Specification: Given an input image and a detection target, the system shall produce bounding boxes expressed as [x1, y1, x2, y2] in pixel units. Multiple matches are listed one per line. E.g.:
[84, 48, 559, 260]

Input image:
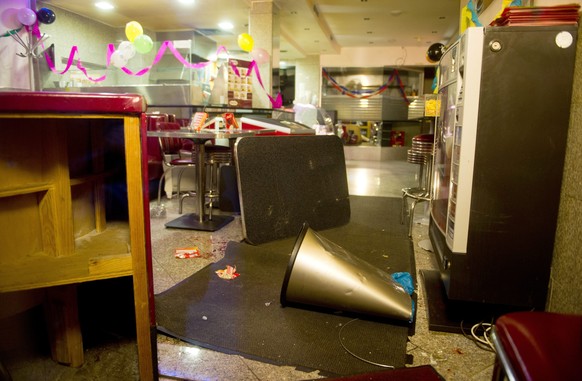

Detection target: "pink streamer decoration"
[229, 60, 282, 108]
[119, 41, 219, 76]
[246, 61, 283, 108]
[33, 21, 281, 107]
[31, 23, 108, 82]
[106, 43, 114, 67]
[229, 61, 240, 77]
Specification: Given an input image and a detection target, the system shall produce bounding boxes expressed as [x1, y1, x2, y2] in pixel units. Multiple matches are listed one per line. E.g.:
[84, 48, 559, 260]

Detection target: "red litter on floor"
[174, 247, 201, 259]
[216, 265, 239, 279]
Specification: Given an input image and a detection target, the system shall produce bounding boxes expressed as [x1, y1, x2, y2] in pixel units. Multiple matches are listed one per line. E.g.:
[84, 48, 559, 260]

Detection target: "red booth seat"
[492, 311, 582, 381]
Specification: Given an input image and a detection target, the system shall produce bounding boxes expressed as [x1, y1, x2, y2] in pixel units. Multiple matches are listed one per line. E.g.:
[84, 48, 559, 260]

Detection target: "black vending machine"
[425, 25, 578, 330]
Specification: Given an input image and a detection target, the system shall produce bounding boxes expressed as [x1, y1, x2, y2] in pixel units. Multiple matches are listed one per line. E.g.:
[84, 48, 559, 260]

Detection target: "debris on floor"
[215, 265, 239, 279]
[174, 247, 201, 258]
[150, 204, 167, 218]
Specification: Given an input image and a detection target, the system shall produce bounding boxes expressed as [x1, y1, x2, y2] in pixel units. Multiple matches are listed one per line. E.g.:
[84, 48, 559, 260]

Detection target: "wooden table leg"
[44, 284, 84, 367]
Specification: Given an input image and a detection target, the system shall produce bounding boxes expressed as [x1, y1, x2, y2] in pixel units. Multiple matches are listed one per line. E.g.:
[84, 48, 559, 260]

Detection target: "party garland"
[25, 24, 283, 108]
[322, 68, 410, 104]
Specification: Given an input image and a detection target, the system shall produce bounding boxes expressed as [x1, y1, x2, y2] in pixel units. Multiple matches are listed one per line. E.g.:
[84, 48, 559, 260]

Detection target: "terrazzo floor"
[0, 158, 496, 381]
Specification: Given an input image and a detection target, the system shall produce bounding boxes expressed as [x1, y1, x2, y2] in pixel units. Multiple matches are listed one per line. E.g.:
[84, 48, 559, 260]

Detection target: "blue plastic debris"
[391, 272, 415, 323]
[391, 272, 414, 295]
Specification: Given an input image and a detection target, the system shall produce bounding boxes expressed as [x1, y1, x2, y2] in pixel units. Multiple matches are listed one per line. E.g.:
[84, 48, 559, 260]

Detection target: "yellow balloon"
[237, 33, 254, 52]
[125, 21, 143, 42]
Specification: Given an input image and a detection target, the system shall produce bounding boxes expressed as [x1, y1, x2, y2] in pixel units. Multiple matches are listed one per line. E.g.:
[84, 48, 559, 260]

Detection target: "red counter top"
[0, 91, 146, 114]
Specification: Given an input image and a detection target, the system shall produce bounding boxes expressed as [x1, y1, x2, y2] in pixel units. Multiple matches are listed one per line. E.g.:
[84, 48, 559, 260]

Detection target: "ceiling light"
[95, 2, 114, 10]
[218, 21, 234, 30]
[391, 10, 402, 16]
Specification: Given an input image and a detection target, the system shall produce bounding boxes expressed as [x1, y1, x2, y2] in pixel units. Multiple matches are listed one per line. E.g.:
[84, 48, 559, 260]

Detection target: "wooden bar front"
[0, 92, 156, 380]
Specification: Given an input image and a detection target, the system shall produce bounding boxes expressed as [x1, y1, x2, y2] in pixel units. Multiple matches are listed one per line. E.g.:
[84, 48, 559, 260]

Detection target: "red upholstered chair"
[491, 311, 582, 381]
[155, 122, 197, 211]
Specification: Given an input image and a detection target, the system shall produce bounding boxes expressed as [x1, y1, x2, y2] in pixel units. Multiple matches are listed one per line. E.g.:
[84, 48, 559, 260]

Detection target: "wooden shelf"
[0, 222, 132, 292]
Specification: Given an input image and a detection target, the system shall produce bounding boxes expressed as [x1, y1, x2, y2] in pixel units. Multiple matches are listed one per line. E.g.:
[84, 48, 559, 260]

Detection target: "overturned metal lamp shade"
[280, 223, 413, 321]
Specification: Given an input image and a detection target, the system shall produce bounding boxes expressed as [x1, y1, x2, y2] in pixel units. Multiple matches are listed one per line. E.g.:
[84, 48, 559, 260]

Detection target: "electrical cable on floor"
[471, 322, 495, 351]
[460, 320, 496, 352]
[338, 318, 395, 369]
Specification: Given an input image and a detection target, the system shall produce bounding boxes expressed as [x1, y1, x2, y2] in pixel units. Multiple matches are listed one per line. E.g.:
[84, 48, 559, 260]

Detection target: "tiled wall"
[549, 22, 582, 314]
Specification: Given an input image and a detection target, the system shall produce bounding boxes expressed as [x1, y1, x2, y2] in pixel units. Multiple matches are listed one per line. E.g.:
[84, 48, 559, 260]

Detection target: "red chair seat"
[169, 158, 197, 165]
[493, 311, 582, 381]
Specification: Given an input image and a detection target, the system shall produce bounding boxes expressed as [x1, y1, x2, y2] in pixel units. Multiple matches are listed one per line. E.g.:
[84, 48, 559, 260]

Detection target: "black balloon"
[426, 43, 445, 63]
[37, 8, 56, 24]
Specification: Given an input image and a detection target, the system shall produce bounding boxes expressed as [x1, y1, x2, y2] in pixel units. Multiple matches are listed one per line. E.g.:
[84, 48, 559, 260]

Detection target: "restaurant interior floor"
[0, 159, 496, 381]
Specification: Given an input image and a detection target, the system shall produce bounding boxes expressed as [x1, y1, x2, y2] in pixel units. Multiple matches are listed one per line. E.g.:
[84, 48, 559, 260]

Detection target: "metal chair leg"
[178, 165, 198, 214]
[401, 190, 408, 224]
[179, 192, 195, 214]
[409, 198, 419, 237]
[408, 197, 429, 237]
[157, 169, 170, 205]
[175, 167, 185, 200]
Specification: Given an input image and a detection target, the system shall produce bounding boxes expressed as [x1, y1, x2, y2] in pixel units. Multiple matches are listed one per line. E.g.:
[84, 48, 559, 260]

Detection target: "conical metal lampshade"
[280, 223, 413, 321]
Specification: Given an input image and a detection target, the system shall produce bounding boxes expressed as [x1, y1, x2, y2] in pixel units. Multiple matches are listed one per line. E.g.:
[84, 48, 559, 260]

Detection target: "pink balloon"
[251, 47, 270, 64]
[1, 8, 22, 30]
[17, 8, 37, 26]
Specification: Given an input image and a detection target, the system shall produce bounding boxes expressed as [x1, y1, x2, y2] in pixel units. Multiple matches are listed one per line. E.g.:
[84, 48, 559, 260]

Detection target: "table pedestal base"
[165, 213, 234, 232]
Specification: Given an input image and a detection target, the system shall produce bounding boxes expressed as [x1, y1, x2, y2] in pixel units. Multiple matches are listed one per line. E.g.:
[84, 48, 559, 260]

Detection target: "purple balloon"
[37, 8, 56, 24]
[17, 8, 37, 26]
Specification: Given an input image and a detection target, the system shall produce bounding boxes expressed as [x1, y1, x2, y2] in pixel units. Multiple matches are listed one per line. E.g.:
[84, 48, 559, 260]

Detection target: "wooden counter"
[0, 91, 156, 380]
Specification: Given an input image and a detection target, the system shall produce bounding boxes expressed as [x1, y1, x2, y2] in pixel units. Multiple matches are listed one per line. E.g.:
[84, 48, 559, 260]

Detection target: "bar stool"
[205, 145, 232, 219]
[401, 134, 434, 237]
[178, 145, 232, 218]
[491, 311, 582, 381]
[177, 144, 199, 215]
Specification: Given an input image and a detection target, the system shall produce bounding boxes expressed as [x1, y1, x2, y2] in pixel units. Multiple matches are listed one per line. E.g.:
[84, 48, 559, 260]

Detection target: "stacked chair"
[401, 133, 434, 237]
